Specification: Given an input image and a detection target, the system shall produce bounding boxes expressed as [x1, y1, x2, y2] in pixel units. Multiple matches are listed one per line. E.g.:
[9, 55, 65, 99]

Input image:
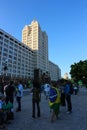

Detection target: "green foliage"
[70, 60, 87, 83]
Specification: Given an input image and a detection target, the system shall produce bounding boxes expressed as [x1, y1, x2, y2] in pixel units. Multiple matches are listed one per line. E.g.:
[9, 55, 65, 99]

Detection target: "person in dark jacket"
[5, 80, 15, 119]
[64, 81, 72, 114]
[31, 81, 41, 118]
[5, 81, 15, 104]
[60, 84, 66, 106]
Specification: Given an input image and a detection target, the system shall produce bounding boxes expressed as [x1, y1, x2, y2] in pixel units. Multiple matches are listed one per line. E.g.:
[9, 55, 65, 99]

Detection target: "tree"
[70, 60, 87, 84]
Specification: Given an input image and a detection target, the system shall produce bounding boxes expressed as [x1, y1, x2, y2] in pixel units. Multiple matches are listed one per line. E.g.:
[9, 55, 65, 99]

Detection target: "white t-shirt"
[17, 84, 23, 97]
[44, 84, 50, 92]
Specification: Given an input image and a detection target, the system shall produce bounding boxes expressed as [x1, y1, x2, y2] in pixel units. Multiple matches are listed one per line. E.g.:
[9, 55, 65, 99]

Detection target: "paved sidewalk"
[6, 87, 87, 130]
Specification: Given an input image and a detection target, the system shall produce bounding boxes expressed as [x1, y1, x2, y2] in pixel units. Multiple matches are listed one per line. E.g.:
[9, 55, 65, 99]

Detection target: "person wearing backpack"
[49, 82, 61, 122]
[30, 81, 41, 118]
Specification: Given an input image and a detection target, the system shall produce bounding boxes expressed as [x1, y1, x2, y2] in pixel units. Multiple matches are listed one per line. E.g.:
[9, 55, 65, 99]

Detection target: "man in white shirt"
[16, 81, 23, 112]
[44, 83, 50, 99]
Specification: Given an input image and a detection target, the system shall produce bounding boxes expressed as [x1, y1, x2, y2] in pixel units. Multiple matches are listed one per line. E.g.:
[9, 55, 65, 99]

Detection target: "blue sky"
[0, 0, 87, 78]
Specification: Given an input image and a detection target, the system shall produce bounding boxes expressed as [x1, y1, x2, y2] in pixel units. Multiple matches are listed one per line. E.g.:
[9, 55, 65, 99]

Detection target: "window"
[0, 36, 3, 40]
[4, 39, 9, 43]
[0, 41, 3, 45]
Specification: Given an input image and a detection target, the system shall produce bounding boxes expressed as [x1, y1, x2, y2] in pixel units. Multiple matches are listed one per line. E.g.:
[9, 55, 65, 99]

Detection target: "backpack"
[49, 87, 57, 102]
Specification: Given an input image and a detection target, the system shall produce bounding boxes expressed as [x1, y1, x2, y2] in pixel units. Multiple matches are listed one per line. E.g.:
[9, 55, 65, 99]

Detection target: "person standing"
[16, 80, 23, 112]
[5, 80, 15, 119]
[5, 81, 15, 103]
[49, 82, 61, 122]
[31, 81, 41, 118]
[64, 80, 72, 114]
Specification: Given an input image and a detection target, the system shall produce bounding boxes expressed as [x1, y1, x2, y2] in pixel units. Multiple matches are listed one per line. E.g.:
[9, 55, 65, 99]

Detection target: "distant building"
[49, 61, 61, 81]
[63, 73, 69, 80]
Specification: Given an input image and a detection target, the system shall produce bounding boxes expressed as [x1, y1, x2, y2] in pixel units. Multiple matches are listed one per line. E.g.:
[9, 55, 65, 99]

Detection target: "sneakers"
[32, 115, 36, 118]
[16, 109, 21, 112]
[66, 111, 72, 114]
[0, 125, 6, 129]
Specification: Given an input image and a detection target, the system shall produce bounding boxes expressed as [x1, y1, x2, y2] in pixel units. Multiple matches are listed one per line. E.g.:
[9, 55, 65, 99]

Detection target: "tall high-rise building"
[22, 20, 49, 73]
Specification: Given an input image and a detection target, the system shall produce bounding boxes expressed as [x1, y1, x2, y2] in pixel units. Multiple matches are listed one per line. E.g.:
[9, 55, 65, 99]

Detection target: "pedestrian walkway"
[6, 87, 87, 130]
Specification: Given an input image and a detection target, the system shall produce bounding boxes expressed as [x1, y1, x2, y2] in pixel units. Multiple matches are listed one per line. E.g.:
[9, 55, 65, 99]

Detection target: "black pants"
[5, 96, 14, 104]
[0, 112, 4, 125]
[74, 89, 78, 95]
[65, 94, 72, 112]
[61, 93, 66, 106]
[5, 96, 14, 119]
[32, 100, 40, 117]
[16, 97, 21, 110]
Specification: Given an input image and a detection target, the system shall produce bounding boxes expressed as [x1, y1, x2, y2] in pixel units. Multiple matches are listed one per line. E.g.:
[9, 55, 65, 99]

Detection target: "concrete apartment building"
[0, 20, 61, 81]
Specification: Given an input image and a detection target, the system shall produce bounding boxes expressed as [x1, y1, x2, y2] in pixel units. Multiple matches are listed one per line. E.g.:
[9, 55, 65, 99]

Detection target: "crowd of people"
[0, 78, 23, 129]
[30, 79, 79, 123]
[0, 77, 80, 129]
[43, 80, 73, 122]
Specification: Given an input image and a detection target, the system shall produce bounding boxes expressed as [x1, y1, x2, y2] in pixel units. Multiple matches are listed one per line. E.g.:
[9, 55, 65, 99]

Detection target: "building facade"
[0, 20, 61, 81]
[0, 29, 34, 78]
[22, 20, 49, 73]
[49, 61, 61, 81]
